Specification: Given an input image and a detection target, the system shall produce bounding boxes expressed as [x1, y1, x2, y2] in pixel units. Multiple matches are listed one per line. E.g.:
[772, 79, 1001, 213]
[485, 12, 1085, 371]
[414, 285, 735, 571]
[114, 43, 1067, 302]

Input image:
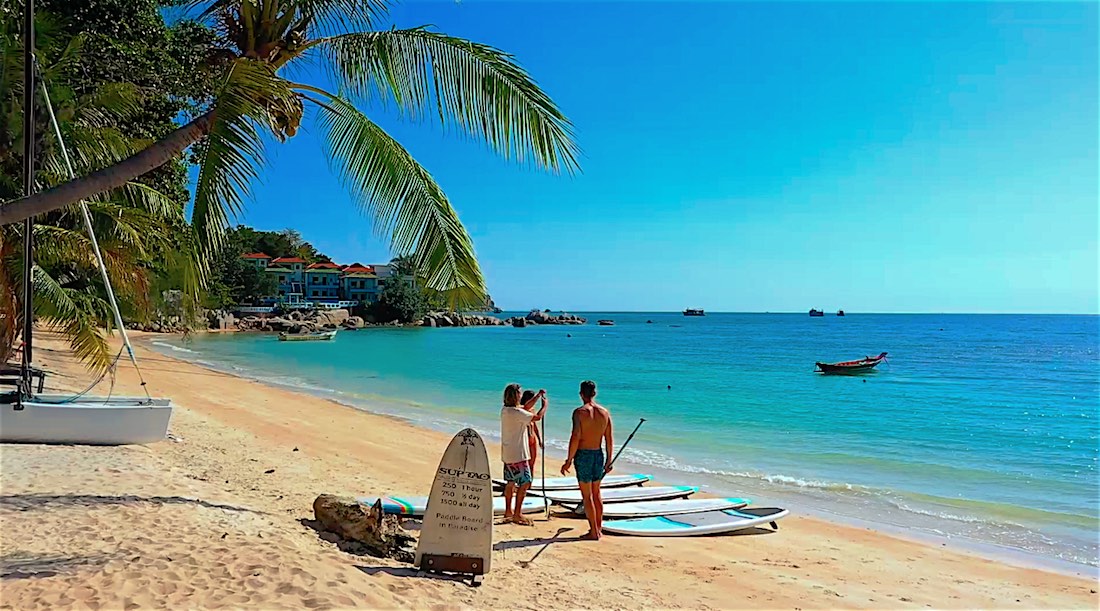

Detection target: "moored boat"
[278, 330, 338, 341]
[682, 308, 705, 316]
[815, 352, 888, 374]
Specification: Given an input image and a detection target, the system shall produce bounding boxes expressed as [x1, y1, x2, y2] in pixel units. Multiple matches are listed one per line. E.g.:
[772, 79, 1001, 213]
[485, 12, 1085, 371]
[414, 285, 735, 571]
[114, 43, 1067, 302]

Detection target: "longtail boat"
[278, 330, 337, 342]
[815, 352, 887, 374]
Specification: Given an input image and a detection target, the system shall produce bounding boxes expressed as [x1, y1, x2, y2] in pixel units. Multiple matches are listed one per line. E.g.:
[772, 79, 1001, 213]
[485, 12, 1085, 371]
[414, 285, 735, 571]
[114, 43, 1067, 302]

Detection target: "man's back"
[573, 402, 610, 450]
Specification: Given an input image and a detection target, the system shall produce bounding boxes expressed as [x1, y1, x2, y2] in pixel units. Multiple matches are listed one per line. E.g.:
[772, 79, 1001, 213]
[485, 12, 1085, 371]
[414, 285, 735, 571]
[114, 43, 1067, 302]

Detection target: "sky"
[211, 1, 1098, 313]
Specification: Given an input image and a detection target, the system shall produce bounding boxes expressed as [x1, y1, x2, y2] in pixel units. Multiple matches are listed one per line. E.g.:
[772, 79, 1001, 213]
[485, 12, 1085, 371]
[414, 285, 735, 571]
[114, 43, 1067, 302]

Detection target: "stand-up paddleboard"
[414, 428, 494, 584]
[492, 473, 651, 491]
[586, 497, 752, 519]
[602, 507, 789, 537]
[542, 485, 698, 505]
[359, 495, 542, 517]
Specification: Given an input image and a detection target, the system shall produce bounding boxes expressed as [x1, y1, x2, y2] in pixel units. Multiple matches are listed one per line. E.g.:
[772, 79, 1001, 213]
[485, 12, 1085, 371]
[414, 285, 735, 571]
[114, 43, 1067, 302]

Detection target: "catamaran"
[0, 13, 172, 445]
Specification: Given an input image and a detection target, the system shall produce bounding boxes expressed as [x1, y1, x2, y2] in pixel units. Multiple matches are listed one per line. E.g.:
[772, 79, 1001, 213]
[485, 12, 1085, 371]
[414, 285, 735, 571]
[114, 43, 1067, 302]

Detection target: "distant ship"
[809, 309, 824, 317]
[837, 309, 845, 317]
[683, 308, 705, 316]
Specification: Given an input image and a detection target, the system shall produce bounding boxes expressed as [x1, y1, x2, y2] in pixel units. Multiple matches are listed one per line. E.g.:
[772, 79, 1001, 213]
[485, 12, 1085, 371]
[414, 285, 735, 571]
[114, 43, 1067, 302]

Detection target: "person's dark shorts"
[503, 461, 533, 486]
[574, 449, 606, 483]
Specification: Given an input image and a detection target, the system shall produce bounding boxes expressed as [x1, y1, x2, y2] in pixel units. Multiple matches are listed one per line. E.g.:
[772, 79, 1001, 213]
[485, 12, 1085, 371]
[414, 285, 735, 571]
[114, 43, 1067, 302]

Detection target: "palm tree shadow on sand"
[0, 494, 260, 514]
[0, 552, 113, 580]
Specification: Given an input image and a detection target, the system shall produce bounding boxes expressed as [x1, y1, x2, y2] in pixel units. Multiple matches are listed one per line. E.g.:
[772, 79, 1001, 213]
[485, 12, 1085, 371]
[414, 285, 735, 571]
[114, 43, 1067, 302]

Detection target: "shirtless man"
[560, 380, 614, 540]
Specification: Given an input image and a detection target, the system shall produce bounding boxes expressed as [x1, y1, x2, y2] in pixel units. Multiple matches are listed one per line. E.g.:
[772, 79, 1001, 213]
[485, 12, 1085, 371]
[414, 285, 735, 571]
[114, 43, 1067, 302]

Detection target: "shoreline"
[2, 330, 1096, 609]
[143, 332, 1098, 579]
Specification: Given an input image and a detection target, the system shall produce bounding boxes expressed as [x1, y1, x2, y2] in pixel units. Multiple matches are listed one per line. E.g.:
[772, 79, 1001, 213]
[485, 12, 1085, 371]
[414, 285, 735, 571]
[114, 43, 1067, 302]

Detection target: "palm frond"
[314, 28, 580, 174]
[32, 266, 114, 374]
[306, 88, 484, 306]
[184, 0, 390, 38]
[191, 58, 298, 258]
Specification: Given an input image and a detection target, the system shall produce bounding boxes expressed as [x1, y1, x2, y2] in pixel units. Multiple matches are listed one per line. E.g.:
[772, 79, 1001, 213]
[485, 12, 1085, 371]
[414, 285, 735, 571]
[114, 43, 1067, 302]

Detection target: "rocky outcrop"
[207, 309, 236, 331]
[342, 316, 365, 330]
[504, 310, 586, 326]
[127, 315, 189, 334]
[420, 312, 506, 327]
[314, 309, 350, 327]
[312, 495, 415, 562]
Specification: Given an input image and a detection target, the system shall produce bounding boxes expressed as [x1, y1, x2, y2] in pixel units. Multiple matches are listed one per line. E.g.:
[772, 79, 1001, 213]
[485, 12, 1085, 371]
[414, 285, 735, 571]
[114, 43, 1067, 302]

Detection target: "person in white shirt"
[500, 384, 548, 525]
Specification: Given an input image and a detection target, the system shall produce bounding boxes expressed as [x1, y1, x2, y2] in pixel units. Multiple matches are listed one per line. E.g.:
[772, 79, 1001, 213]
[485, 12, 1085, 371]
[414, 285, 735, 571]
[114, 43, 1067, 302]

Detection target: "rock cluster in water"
[504, 309, 586, 327]
[420, 312, 506, 327]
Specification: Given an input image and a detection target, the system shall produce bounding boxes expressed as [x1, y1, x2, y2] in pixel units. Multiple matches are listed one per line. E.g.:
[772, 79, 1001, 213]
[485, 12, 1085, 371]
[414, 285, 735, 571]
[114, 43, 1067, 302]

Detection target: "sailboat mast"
[21, 0, 35, 391]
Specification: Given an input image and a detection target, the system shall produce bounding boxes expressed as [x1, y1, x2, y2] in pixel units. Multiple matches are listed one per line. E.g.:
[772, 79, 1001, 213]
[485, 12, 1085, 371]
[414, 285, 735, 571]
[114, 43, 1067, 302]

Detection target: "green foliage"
[0, 2, 199, 371]
[176, 0, 579, 306]
[367, 272, 424, 324]
[204, 249, 277, 308]
[223, 225, 328, 262]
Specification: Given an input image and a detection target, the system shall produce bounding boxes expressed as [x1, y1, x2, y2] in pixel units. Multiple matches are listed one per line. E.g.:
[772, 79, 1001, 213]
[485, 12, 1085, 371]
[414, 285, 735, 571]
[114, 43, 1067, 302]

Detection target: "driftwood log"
[312, 494, 415, 562]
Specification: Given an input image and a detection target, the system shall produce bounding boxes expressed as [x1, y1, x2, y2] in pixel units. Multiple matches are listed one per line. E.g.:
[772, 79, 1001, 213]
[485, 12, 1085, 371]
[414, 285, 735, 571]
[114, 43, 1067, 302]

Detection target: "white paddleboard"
[602, 507, 790, 537]
[541, 485, 698, 505]
[414, 428, 494, 576]
[594, 497, 751, 518]
[359, 495, 542, 517]
[492, 473, 651, 491]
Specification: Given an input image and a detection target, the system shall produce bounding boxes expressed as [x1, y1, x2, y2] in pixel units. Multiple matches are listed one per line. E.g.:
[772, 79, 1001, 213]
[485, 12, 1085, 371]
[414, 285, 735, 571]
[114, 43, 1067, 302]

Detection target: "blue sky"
[217, 1, 1098, 313]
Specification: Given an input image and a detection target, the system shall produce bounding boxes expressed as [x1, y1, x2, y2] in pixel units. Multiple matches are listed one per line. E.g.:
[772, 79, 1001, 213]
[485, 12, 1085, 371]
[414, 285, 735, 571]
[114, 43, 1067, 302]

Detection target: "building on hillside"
[304, 262, 342, 301]
[241, 253, 399, 309]
[339, 263, 379, 303]
[241, 252, 271, 269]
[266, 256, 307, 305]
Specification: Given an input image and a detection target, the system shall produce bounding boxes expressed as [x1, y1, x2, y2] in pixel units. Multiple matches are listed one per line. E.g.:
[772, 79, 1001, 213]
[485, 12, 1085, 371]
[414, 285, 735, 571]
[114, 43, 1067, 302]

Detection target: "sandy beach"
[1, 331, 1096, 610]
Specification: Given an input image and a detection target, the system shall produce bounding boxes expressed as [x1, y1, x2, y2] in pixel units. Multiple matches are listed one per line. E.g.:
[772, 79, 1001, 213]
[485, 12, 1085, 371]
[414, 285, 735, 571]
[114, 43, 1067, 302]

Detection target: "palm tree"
[2, 0, 580, 305]
[0, 17, 193, 372]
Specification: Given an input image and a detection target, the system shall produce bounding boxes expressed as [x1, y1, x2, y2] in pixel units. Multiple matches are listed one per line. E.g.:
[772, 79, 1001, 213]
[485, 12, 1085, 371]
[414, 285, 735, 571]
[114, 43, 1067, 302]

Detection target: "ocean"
[151, 313, 1099, 570]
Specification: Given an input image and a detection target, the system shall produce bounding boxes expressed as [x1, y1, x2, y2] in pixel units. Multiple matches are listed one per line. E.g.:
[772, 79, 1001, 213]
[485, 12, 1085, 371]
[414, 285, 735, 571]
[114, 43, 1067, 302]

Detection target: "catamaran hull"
[0, 398, 173, 445]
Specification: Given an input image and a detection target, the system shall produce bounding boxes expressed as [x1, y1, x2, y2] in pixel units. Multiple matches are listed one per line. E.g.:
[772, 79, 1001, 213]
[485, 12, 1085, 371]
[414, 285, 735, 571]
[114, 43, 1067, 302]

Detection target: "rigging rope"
[36, 60, 152, 400]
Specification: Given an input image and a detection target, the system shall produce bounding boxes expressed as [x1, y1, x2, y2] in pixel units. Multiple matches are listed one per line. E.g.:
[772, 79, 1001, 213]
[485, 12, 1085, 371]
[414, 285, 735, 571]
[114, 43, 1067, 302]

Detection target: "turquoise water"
[152, 313, 1099, 568]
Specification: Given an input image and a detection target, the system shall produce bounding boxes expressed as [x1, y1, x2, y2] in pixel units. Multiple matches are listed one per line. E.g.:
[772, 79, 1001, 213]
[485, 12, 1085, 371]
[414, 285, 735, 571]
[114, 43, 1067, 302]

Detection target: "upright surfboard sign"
[414, 428, 493, 585]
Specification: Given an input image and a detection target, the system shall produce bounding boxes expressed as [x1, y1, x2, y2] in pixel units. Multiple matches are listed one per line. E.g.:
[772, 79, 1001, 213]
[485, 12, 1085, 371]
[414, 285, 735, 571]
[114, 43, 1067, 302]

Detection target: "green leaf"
[190, 58, 298, 261]
[314, 28, 580, 174]
[306, 88, 484, 306]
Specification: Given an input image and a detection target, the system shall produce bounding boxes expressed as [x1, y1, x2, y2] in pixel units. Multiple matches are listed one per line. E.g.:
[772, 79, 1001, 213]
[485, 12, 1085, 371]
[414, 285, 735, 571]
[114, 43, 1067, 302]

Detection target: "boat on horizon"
[683, 308, 705, 316]
[815, 352, 888, 375]
[278, 330, 338, 341]
[598, 320, 615, 326]
[837, 310, 845, 316]
[809, 309, 824, 317]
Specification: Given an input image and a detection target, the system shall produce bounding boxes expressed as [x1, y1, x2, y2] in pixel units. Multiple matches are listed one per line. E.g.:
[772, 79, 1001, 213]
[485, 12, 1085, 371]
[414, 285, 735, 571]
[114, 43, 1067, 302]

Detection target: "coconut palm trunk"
[0, 112, 214, 226]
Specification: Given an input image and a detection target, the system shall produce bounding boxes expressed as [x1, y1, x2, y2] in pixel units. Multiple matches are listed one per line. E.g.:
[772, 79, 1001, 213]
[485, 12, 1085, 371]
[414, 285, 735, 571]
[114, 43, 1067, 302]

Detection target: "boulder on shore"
[312, 308, 350, 327]
[312, 494, 415, 561]
[342, 316, 365, 329]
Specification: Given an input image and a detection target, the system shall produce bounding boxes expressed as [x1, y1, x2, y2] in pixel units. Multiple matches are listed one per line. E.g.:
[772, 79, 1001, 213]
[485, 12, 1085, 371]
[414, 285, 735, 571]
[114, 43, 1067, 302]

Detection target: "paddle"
[541, 416, 548, 519]
[605, 417, 646, 473]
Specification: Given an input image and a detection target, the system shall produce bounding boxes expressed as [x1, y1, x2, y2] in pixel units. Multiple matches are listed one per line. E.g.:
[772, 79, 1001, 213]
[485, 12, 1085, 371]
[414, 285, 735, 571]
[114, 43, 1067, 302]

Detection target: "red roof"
[341, 263, 375, 274]
[306, 261, 340, 270]
[240, 252, 271, 259]
[272, 256, 306, 264]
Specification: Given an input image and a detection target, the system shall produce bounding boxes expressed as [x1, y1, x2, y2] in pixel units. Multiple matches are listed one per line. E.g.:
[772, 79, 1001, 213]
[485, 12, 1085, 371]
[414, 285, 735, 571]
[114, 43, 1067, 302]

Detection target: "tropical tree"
[1, 0, 580, 307]
[0, 8, 191, 371]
